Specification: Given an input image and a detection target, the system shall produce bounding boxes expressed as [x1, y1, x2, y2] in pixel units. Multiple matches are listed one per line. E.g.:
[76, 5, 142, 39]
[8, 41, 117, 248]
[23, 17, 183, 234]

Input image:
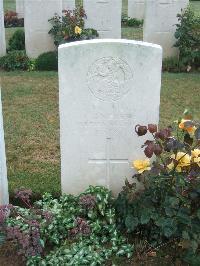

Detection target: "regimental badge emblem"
[87, 57, 133, 101]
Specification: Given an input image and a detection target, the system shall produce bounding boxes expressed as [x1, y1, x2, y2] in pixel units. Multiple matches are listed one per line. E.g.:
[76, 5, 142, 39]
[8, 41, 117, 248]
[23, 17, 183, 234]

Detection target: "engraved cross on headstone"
[88, 137, 129, 187]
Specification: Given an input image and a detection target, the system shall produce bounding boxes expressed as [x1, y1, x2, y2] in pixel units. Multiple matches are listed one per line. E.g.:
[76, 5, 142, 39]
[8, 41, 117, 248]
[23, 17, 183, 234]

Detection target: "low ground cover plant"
[48, 7, 98, 46]
[115, 111, 200, 265]
[0, 187, 133, 265]
[4, 11, 24, 28]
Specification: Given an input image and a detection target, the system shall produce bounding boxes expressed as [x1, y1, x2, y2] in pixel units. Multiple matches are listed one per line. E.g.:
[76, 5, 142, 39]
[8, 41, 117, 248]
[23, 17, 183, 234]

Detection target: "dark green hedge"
[35, 51, 58, 71]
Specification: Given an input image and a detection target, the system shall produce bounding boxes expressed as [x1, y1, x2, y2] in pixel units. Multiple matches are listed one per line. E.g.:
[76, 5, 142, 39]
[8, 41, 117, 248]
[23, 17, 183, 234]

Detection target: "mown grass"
[190, 1, 200, 16]
[0, 71, 199, 200]
[0, 71, 60, 199]
[122, 26, 143, 40]
[3, 0, 15, 11]
[160, 73, 200, 127]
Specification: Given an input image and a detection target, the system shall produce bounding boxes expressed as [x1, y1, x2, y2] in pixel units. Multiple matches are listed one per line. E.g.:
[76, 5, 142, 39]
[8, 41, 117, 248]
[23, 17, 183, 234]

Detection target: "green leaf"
[165, 207, 176, 217]
[177, 210, 191, 225]
[125, 215, 138, 231]
[140, 212, 151, 224]
[40, 239, 45, 248]
[168, 196, 179, 207]
[191, 240, 198, 252]
[182, 231, 190, 240]
[197, 209, 200, 220]
[163, 227, 174, 238]
[155, 217, 165, 227]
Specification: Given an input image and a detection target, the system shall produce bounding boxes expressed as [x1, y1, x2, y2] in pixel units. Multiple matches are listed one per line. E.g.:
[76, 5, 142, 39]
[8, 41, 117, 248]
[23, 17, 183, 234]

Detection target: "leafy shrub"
[122, 15, 143, 27]
[115, 112, 200, 264]
[0, 50, 30, 71]
[8, 29, 25, 51]
[174, 7, 200, 70]
[1, 187, 133, 265]
[35, 51, 58, 71]
[162, 57, 186, 72]
[49, 8, 98, 46]
[4, 11, 24, 28]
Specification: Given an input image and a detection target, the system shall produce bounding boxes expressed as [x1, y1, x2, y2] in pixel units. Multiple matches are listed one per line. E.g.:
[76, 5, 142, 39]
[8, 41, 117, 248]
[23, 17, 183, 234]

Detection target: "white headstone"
[128, 0, 145, 20]
[59, 39, 162, 196]
[0, 89, 9, 205]
[24, 0, 62, 58]
[62, 0, 75, 10]
[83, 0, 122, 38]
[0, 0, 6, 57]
[16, 0, 24, 18]
[143, 0, 189, 58]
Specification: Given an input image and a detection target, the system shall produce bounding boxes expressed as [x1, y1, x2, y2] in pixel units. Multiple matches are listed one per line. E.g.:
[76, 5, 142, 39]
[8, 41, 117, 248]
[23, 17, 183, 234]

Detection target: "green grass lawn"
[0, 71, 61, 199]
[3, 0, 15, 11]
[190, 1, 200, 15]
[0, 71, 199, 200]
[122, 26, 143, 40]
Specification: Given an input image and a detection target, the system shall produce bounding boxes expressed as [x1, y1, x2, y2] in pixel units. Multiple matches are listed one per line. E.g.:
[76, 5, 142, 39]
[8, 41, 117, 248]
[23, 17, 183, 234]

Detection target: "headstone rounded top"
[58, 39, 162, 51]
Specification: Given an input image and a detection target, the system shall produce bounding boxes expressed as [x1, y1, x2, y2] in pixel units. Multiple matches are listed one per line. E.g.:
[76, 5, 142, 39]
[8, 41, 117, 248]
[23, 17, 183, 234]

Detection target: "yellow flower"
[75, 26, 82, 35]
[133, 159, 151, 174]
[179, 119, 196, 135]
[167, 152, 191, 172]
[191, 149, 200, 167]
[191, 149, 200, 158]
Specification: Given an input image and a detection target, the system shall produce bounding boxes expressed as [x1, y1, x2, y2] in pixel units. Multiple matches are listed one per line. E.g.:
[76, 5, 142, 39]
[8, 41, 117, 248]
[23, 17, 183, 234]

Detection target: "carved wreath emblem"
[87, 57, 133, 101]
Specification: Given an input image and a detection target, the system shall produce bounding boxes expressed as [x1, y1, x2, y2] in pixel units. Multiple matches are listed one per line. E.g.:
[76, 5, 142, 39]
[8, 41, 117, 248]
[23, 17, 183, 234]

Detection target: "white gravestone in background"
[143, 0, 189, 58]
[24, 0, 62, 58]
[0, 0, 6, 57]
[62, 0, 75, 10]
[128, 0, 145, 20]
[59, 39, 162, 196]
[0, 89, 9, 205]
[84, 0, 121, 38]
[16, 0, 24, 18]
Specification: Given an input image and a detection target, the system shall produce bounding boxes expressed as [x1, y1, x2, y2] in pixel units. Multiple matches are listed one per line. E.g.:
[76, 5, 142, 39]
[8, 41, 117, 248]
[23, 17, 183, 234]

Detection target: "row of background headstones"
[16, 0, 145, 20]
[1, 0, 189, 59]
